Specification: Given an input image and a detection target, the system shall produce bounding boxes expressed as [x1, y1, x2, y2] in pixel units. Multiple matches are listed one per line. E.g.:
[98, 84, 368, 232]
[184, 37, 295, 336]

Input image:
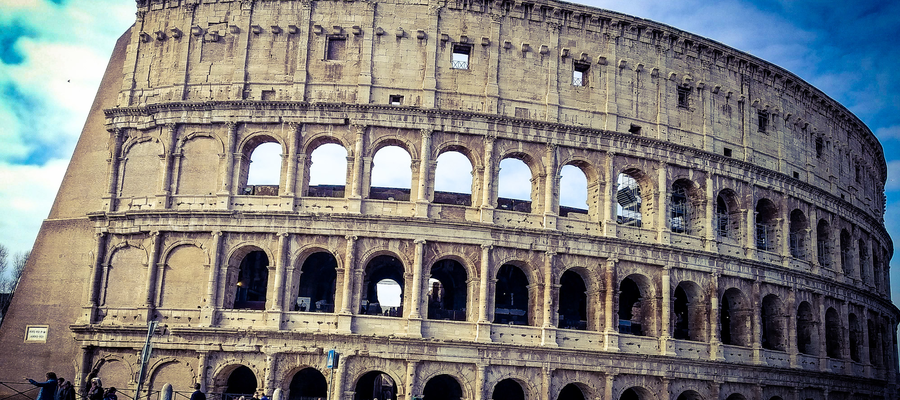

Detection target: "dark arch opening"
[618, 277, 644, 336]
[428, 259, 468, 321]
[789, 209, 807, 259]
[796, 301, 817, 355]
[761, 294, 785, 351]
[225, 366, 257, 398]
[676, 391, 703, 400]
[755, 199, 778, 251]
[295, 252, 337, 313]
[558, 384, 585, 400]
[288, 368, 327, 400]
[558, 270, 587, 330]
[817, 220, 831, 267]
[673, 285, 689, 340]
[354, 371, 396, 400]
[619, 388, 640, 400]
[492, 379, 524, 400]
[840, 230, 853, 276]
[849, 313, 861, 362]
[825, 307, 842, 358]
[494, 264, 530, 325]
[235, 251, 269, 310]
[361, 255, 405, 317]
[721, 288, 750, 346]
[422, 375, 463, 400]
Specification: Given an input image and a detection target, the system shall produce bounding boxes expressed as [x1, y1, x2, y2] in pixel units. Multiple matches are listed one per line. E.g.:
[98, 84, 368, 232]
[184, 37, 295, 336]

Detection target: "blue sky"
[3, 0, 900, 309]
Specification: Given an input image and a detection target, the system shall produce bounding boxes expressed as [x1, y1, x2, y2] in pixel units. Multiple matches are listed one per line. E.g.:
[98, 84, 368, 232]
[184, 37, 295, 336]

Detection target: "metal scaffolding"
[616, 173, 642, 227]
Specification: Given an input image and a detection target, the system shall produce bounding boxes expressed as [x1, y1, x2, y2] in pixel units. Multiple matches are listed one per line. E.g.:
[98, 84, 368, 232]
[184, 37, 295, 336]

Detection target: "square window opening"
[757, 110, 769, 132]
[451, 44, 471, 69]
[724, 148, 732, 157]
[573, 62, 590, 86]
[793, 171, 800, 179]
[389, 95, 404, 105]
[677, 86, 691, 108]
[815, 137, 824, 158]
[325, 36, 346, 60]
[628, 124, 641, 135]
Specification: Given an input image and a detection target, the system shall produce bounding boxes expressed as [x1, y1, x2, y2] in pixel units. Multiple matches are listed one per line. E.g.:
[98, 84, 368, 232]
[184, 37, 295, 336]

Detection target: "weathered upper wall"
[124, 0, 887, 220]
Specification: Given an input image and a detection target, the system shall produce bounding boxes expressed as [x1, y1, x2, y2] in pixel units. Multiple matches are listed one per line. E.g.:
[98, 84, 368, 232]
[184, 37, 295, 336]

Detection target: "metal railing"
[450, 60, 468, 69]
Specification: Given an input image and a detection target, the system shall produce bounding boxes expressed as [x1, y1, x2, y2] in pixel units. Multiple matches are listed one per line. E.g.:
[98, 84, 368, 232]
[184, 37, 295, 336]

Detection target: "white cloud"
[371, 146, 412, 189]
[434, 151, 473, 193]
[309, 143, 349, 186]
[498, 158, 532, 201]
[0, 159, 68, 257]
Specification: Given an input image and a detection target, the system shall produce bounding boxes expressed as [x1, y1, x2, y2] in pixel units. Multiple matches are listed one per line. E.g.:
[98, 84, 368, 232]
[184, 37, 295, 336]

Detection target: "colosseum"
[0, 0, 897, 399]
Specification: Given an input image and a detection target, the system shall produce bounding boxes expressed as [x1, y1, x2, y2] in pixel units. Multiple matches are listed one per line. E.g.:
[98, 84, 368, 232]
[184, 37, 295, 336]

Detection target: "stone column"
[197, 351, 209, 391]
[339, 236, 358, 333]
[332, 354, 349, 400]
[543, 144, 558, 230]
[659, 265, 675, 355]
[264, 353, 277, 396]
[818, 294, 828, 372]
[541, 251, 558, 347]
[475, 365, 487, 400]
[407, 239, 426, 338]
[202, 231, 223, 325]
[157, 124, 178, 208]
[603, 373, 615, 400]
[709, 272, 725, 361]
[219, 122, 238, 209]
[657, 165, 669, 243]
[415, 130, 433, 217]
[751, 279, 763, 364]
[704, 173, 716, 252]
[483, 14, 502, 113]
[745, 207, 756, 258]
[105, 128, 124, 212]
[354, 2, 375, 103]
[841, 301, 851, 360]
[603, 152, 617, 235]
[271, 233, 289, 313]
[476, 244, 493, 342]
[81, 232, 108, 324]
[349, 126, 366, 213]
[603, 258, 619, 352]
[405, 361, 419, 400]
[541, 366, 552, 400]
[480, 136, 496, 223]
[144, 231, 162, 309]
[282, 123, 301, 206]
[786, 285, 798, 367]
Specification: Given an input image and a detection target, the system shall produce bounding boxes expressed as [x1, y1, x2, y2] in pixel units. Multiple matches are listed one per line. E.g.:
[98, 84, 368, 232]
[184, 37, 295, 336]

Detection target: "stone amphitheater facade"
[0, 0, 897, 400]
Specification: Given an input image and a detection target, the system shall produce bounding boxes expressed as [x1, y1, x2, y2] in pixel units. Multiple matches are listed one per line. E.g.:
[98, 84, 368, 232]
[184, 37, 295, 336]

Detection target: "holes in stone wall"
[225, 366, 258, 398]
[354, 372, 396, 400]
[558, 384, 586, 400]
[492, 379, 524, 400]
[849, 313, 861, 362]
[721, 288, 751, 346]
[840, 230, 853, 276]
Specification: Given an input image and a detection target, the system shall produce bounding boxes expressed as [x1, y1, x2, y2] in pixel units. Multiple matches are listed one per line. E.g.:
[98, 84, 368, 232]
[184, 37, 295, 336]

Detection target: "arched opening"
[673, 281, 704, 341]
[354, 371, 396, 400]
[618, 276, 649, 336]
[675, 391, 703, 400]
[796, 301, 817, 355]
[789, 209, 807, 259]
[243, 141, 282, 195]
[427, 259, 468, 321]
[670, 179, 696, 234]
[761, 294, 785, 351]
[616, 172, 642, 227]
[619, 388, 647, 400]
[817, 220, 831, 267]
[295, 252, 338, 313]
[433, 151, 474, 206]
[288, 368, 327, 400]
[307, 143, 348, 198]
[840, 230, 853, 276]
[370, 146, 412, 201]
[755, 199, 778, 251]
[872, 248, 882, 291]
[361, 255, 404, 317]
[494, 264, 530, 325]
[558, 270, 587, 330]
[858, 239, 869, 282]
[422, 375, 463, 400]
[825, 307, 843, 358]
[234, 251, 269, 310]
[849, 313, 861, 362]
[724, 395, 746, 400]
[492, 379, 525, 400]
[225, 366, 257, 399]
[721, 288, 751, 346]
[868, 319, 882, 366]
[559, 164, 589, 217]
[498, 157, 533, 213]
[715, 189, 740, 239]
[557, 384, 586, 400]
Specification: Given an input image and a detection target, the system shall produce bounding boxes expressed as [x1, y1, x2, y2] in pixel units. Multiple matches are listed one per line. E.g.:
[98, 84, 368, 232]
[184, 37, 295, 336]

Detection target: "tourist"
[25, 372, 58, 400]
[189, 383, 206, 400]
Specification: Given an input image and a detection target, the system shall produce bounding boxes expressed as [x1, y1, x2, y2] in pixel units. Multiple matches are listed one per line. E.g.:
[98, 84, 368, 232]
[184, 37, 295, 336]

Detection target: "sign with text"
[24, 325, 49, 343]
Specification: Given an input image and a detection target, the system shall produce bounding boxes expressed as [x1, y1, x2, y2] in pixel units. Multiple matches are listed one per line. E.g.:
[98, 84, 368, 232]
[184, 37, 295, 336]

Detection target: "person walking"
[55, 379, 76, 400]
[87, 378, 104, 400]
[25, 372, 58, 400]
[103, 387, 118, 400]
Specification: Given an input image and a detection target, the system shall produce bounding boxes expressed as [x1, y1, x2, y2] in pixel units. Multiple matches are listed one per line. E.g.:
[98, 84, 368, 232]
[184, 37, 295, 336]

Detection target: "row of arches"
[99, 239, 896, 369]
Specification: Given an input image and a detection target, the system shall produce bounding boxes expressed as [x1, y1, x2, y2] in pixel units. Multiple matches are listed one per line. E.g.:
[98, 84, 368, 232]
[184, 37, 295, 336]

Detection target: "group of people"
[26, 373, 117, 400]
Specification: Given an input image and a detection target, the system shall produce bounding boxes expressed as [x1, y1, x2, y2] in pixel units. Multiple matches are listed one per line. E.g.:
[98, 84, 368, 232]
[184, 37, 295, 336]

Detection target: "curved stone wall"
[21, 0, 900, 399]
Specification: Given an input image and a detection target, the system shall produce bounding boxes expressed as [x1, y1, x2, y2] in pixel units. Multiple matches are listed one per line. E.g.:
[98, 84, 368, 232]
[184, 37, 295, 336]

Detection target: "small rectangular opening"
[325, 36, 346, 60]
[793, 171, 800, 179]
[451, 44, 471, 69]
[757, 110, 768, 132]
[677, 86, 690, 108]
[573, 62, 590, 86]
[389, 95, 403, 105]
[724, 148, 732, 157]
[628, 124, 641, 135]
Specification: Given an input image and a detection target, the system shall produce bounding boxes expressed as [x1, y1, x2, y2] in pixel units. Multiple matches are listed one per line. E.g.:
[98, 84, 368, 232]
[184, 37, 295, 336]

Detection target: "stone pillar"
[416, 130, 433, 217]
[545, 23, 561, 122]
[543, 144, 558, 230]
[603, 153, 617, 235]
[219, 122, 238, 209]
[603, 258, 619, 352]
[333, 354, 349, 400]
[709, 272, 725, 361]
[787, 285, 798, 367]
[282, 123, 301, 200]
[105, 128, 124, 212]
[541, 251, 558, 347]
[197, 351, 209, 391]
[157, 124, 178, 208]
[476, 244, 493, 342]
[818, 294, 829, 372]
[475, 365, 486, 400]
[202, 231, 223, 325]
[405, 361, 418, 400]
[751, 279, 763, 364]
[704, 174, 716, 252]
[483, 14, 502, 113]
[81, 233, 108, 324]
[349, 125, 366, 213]
[407, 239, 426, 338]
[339, 236, 357, 333]
[657, 165, 669, 243]
[541, 366, 552, 400]
[264, 353, 277, 396]
[144, 231, 162, 308]
[480, 136, 496, 223]
[603, 373, 615, 400]
[271, 233, 289, 313]
[354, 2, 375, 103]
[745, 207, 756, 259]
[659, 265, 675, 356]
[841, 301, 851, 360]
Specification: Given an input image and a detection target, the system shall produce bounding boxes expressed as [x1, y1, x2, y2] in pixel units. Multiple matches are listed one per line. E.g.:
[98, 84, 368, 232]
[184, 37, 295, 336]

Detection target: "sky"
[2, 0, 900, 310]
